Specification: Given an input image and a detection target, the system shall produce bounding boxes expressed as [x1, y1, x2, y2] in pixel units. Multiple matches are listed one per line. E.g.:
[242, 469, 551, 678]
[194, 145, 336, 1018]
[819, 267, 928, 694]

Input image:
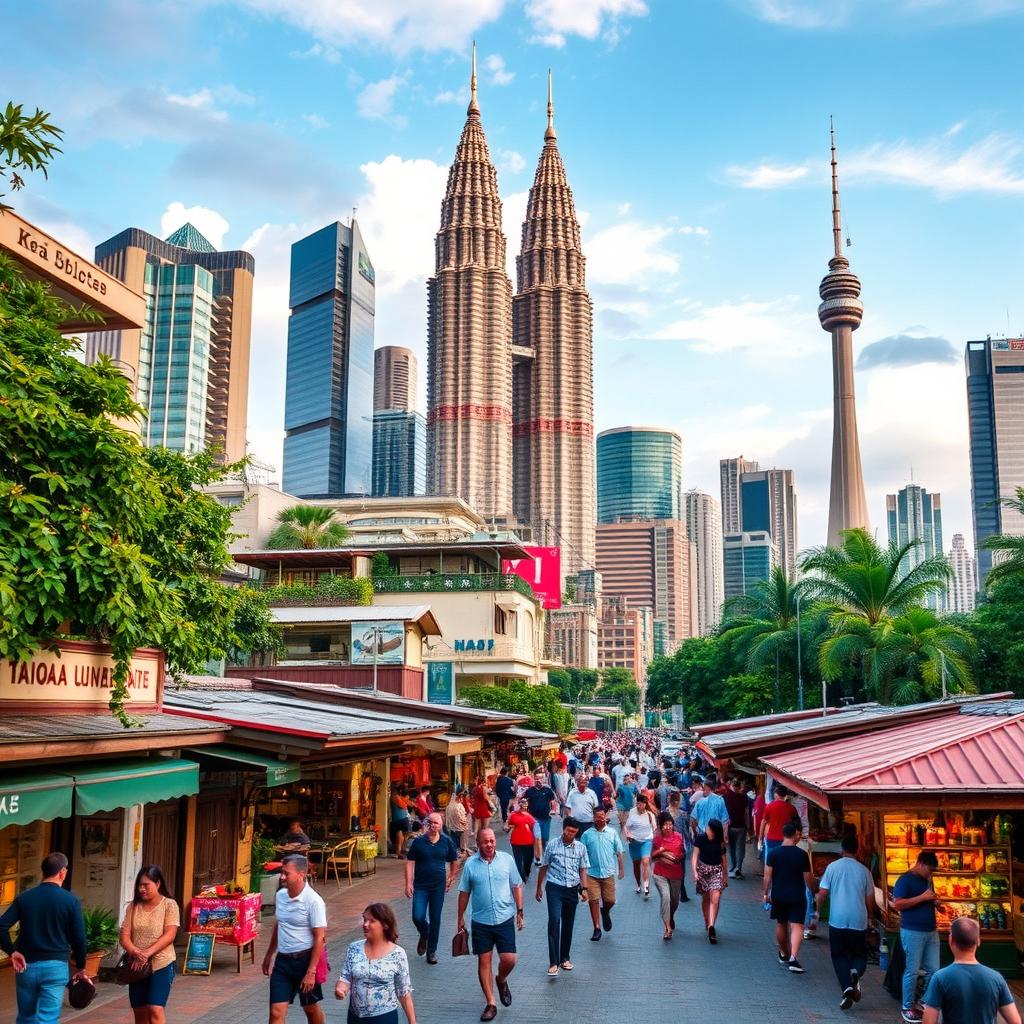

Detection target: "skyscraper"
[374, 346, 417, 412]
[719, 456, 759, 535]
[723, 532, 775, 600]
[819, 124, 870, 546]
[886, 483, 944, 611]
[685, 489, 725, 635]
[597, 427, 682, 523]
[741, 468, 798, 577]
[427, 46, 514, 520]
[282, 220, 375, 499]
[512, 73, 595, 577]
[947, 533, 977, 614]
[89, 223, 253, 461]
[965, 337, 1024, 586]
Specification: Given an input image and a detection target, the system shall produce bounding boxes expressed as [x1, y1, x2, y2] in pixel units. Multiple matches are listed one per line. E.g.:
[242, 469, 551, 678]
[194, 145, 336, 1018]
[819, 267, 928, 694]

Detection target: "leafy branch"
[0, 103, 63, 213]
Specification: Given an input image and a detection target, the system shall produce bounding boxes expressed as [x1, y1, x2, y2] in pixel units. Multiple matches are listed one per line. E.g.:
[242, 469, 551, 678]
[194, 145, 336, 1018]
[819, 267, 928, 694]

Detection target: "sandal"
[547, 965, 559, 976]
[560, 960, 574, 971]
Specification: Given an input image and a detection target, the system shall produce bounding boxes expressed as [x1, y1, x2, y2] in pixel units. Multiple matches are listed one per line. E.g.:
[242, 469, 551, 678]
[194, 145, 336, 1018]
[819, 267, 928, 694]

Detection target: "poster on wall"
[80, 818, 119, 865]
[426, 662, 454, 705]
[351, 621, 405, 666]
[501, 546, 562, 609]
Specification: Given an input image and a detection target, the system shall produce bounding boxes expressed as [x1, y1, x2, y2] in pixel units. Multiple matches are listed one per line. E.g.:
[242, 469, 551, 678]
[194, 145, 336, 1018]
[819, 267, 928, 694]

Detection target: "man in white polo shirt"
[262, 854, 327, 1024]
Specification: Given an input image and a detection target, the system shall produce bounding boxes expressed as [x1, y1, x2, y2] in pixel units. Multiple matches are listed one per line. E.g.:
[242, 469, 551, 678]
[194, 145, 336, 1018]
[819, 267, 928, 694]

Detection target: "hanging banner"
[426, 662, 455, 705]
[501, 546, 562, 609]
[351, 621, 405, 666]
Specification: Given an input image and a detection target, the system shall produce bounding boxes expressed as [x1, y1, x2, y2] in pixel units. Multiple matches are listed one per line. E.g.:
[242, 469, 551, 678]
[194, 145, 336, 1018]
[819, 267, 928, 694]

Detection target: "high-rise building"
[685, 490, 725, 635]
[597, 427, 682, 524]
[427, 46, 514, 520]
[595, 519, 695, 656]
[549, 605, 599, 669]
[820, 124, 870, 546]
[886, 484, 944, 611]
[723, 531, 775, 600]
[372, 411, 426, 498]
[965, 337, 1024, 586]
[281, 220, 375, 499]
[374, 346, 417, 412]
[89, 223, 253, 461]
[597, 596, 654, 690]
[740, 469, 798, 577]
[947, 533, 977, 614]
[719, 456, 759, 535]
[512, 73, 595, 578]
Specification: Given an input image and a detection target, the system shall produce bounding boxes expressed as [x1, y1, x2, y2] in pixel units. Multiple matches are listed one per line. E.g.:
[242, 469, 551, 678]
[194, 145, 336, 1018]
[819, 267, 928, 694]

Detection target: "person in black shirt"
[404, 812, 459, 964]
[763, 821, 814, 973]
[524, 772, 558, 845]
[691, 818, 728, 944]
[494, 769, 515, 824]
[0, 852, 89, 1020]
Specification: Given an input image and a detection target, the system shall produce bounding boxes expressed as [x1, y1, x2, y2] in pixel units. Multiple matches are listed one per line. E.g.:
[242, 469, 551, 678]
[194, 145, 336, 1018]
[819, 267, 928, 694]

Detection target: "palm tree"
[266, 506, 350, 550]
[983, 486, 1024, 591]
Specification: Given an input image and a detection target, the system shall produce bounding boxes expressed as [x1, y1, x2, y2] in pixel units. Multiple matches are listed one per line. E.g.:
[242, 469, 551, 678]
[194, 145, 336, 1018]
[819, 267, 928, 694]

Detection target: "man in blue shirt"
[893, 850, 939, 1023]
[579, 806, 625, 940]
[536, 818, 589, 975]
[404, 812, 460, 964]
[457, 828, 524, 1022]
[691, 774, 729, 837]
[524, 772, 557, 845]
[494, 769, 515, 824]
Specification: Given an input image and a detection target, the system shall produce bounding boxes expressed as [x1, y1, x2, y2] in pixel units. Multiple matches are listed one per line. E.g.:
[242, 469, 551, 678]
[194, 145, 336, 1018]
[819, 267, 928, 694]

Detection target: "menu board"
[183, 933, 216, 975]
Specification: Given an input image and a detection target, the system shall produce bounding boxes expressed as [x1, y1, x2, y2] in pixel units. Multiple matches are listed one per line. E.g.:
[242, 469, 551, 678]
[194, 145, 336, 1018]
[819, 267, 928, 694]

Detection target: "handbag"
[314, 948, 330, 985]
[67, 975, 97, 1009]
[451, 927, 470, 957]
[114, 951, 153, 985]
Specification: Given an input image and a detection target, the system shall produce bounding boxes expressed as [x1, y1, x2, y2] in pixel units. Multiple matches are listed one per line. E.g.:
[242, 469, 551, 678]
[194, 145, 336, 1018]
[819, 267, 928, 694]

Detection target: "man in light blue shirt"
[691, 774, 729, 836]
[536, 818, 590, 974]
[457, 828, 524, 1021]
[579, 806, 625, 940]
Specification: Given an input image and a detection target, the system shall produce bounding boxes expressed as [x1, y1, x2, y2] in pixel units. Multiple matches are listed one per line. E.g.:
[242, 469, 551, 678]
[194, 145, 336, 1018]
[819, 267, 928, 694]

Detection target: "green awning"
[73, 759, 199, 814]
[183, 745, 301, 787]
[0, 771, 74, 827]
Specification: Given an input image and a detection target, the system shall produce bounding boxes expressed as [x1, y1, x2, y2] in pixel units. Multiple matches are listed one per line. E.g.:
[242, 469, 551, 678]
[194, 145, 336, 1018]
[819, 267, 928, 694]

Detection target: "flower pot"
[84, 952, 104, 979]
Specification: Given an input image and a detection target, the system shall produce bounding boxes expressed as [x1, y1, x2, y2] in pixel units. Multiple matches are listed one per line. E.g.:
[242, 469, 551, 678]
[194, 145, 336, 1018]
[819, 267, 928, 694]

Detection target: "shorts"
[390, 818, 411, 836]
[585, 875, 616, 904]
[471, 916, 517, 955]
[129, 962, 175, 1008]
[269, 952, 323, 1006]
[770, 899, 807, 924]
[628, 839, 652, 861]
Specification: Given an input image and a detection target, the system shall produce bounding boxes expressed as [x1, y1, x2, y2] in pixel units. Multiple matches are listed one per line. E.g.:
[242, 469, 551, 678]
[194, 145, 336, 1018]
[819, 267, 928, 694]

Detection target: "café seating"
[326, 838, 358, 888]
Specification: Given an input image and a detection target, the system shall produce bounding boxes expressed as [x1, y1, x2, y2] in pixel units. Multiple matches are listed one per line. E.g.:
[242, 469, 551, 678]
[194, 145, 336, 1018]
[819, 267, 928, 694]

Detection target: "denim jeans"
[16, 959, 68, 1024]
[727, 827, 746, 872]
[411, 885, 446, 957]
[900, 928, 939, 1010]
[545, 883, 579, 967]
[536, 817, 552, 843]
[828, 927, 868, 993]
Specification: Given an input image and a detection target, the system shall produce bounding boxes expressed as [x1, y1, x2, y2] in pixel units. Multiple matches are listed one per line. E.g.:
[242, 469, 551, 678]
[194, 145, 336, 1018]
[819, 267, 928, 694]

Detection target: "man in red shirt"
[758, 786, 800, 859]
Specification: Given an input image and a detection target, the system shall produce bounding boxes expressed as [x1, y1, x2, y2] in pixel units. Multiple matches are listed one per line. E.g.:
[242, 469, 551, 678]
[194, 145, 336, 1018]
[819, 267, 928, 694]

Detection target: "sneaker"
[803, 927, 816, 939]
[643, 885, 650, 900]
[901, 1011, 923, 1024]
[707, 925, 717, 944]
[600, 906, 612, 932]
[787, 959, 805, 973]
[849, 970, 861, 1003]
[777, 949, 787, 965]
[636, 885, 642, 894]
[734, 870, 744, 879]
[839, 988, 854, 1010]
[590, 927, 601, 941]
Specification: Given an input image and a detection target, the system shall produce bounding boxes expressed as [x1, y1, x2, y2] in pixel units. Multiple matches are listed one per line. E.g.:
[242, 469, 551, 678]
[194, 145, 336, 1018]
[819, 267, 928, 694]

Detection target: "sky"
[7, 0, 1024, 551]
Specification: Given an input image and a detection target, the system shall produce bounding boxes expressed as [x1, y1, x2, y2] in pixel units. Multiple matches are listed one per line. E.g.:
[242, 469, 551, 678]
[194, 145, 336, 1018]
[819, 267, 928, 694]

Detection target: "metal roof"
[691, 705, 873, 737]
[0, 712, 223, 743]
[233, 539, 531, 570]
[270, 604, 441, 635]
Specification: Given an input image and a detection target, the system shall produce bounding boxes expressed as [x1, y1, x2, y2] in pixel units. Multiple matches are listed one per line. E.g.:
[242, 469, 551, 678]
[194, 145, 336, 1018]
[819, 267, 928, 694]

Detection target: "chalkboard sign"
[183, 932, 216, 975]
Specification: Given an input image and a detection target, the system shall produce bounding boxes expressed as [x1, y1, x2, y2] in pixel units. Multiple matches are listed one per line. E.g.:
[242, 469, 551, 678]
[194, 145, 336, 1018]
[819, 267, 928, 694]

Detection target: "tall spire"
[545, 69, 556, 143]
[468, 40, 479, 117]
[830, 115, 842, 259]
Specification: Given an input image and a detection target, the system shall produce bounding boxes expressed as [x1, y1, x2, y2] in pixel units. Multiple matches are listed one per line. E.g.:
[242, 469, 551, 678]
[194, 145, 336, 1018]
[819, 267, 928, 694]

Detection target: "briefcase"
[452, 927, 470, 957]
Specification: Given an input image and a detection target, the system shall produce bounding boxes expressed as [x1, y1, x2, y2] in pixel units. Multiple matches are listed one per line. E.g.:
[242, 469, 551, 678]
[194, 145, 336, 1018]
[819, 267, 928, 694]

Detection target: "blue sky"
[7, 0, 1024, 549]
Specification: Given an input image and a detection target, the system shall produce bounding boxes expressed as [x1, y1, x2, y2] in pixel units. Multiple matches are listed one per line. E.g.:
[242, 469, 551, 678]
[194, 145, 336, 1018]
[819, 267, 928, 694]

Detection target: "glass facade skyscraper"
[596, 427, 682, 523]
[886, 483, 944, 611]
[283, 221, 375, 498]
[723, 532, 774, 599]
[372, 410, 427, 497]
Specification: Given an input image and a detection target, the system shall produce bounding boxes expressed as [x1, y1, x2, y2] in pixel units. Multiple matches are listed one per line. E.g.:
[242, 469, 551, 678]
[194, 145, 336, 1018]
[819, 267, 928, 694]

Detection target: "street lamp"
[796, 592, 804, 711]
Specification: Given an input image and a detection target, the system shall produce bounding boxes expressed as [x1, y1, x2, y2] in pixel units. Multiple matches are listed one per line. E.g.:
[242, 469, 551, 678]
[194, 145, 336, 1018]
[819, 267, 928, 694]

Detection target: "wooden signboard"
[183, 933, 216, 975]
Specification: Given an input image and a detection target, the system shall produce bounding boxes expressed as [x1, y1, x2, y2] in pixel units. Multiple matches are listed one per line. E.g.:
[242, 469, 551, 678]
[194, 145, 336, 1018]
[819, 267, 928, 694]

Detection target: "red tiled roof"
[763, 706, 1024, 806]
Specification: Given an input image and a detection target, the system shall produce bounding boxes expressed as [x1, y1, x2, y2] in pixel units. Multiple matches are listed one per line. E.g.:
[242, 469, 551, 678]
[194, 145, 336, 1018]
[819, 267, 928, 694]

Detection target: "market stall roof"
[762, 701, 1024, 810]
[71, 758, 199, 814]
[182, 744, 302, 787]
[497, 726, 561, 747]
[694, 692, 1012, 764]
[270, 604, 441, 636]
[419, 733, 483, 756]
[690, 705, 874, 737]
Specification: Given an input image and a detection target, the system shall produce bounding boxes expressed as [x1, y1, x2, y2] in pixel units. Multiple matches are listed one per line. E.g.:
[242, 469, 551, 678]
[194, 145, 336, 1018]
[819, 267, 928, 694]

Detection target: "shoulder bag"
[114, 904, 153, 985]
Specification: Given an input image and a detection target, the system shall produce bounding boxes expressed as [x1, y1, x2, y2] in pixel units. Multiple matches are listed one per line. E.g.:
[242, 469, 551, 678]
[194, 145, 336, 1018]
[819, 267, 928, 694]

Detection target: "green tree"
[458, 682, 572, 734]
[0, 102, 62, 212]
[595, 667, 641, 717]
[961, 582, 1024, 697]
[227, 588, 284, 665]
[370, 551, 396, 578]
[546, 667, 597, 706]
[266, 505, 350, 549]
[982, 487, 1024, 591]
[646, 635, 737, 725]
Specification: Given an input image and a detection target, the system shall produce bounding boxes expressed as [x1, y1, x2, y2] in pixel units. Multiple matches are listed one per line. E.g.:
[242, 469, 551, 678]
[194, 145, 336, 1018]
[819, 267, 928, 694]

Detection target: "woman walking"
[390, 786, 413, 857]
[651, 813, 684, 939]
[504, 796, 539, 883]
[624, 793, 657, 899]
[691, 818, 728, 944]
[118, 865, 180, 1024]
[335, 903, 416, 1024]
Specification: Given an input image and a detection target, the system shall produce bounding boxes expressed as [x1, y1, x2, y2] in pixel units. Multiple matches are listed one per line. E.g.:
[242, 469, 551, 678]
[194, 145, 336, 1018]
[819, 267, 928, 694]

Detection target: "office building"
[723, 531, 775, 600]
[372, 410, 426, 497]
[720, 456, 759, 535]
[374, 346, 417, 412]
[685, 489, 725, 635]
[512, 74, 596, 578]
[90, 222, 254, 461]
[596, 519, 696, 656]
[427, 46, 514, 519]
[741, 469, 798, 577]
[597, 597, 654, 689]
[886, 484, 944, 611]
[965, 337, 1024, 586]
[597, 427, 682, 524]
[282, 220, 375, 499]
[947, 533, 977, 614]
[549, 604, 599, 670]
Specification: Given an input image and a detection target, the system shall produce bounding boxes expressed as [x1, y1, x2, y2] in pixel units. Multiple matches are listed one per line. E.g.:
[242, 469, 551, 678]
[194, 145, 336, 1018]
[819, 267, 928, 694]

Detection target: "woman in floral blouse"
[335, 903, 415, 1024]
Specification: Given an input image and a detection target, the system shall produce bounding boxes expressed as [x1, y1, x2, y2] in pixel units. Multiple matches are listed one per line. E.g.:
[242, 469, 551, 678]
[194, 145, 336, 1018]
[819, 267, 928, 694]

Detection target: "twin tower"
[426, 47, 595, 576]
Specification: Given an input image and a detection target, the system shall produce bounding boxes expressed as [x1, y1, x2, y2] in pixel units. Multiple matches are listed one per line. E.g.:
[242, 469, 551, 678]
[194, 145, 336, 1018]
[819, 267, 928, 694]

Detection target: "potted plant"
[82, 906, 119, 977]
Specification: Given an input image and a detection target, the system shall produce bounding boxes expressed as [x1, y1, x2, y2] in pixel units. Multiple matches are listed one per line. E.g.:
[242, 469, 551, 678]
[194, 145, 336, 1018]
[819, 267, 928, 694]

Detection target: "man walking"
[535, 817, 589, 976]
[551, 763, 570, 818]
[758, 786, 799, 860]
[763, 822, 814, 974]
[579, 806, 625, 940]
[922, 917, 1020, 1024]
[494, 769, 515, 824]
[0, 852, 88, 1024]
[405, 812, 460, 965]
[691, 773, 729, 839]
[457, 828, 525, 1022]
[815, 833, 877, 1009]
[524, 771, 558, 846]
[263, 854, 327, 1024]
[893, 850, 940, 1023]
[566, 773, 599, 835]
[722, 777, 750, 878]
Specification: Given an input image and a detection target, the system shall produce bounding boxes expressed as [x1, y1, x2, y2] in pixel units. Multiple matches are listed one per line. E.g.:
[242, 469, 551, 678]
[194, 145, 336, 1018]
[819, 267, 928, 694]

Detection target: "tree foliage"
[983, 487, 1024, 591]
[546, 667, 598, 706]
[266, 505, 350, 549]
[0, 102, 62, 212]
[594, 666, 641, 717]
[457, 682, 573, 734]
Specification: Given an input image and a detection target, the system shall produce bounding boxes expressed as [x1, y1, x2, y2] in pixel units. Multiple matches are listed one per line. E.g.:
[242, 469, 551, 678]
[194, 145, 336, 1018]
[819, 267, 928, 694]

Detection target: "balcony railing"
[372, 573, 536, 600]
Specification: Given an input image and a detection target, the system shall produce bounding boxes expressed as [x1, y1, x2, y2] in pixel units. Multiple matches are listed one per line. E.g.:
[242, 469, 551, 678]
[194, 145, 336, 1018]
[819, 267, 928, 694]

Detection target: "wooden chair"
[326, 839, 358, 888]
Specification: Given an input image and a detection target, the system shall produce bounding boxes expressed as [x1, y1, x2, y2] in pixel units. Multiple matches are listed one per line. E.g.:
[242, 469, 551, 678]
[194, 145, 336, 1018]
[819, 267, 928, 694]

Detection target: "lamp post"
[796, 593, 804, 711]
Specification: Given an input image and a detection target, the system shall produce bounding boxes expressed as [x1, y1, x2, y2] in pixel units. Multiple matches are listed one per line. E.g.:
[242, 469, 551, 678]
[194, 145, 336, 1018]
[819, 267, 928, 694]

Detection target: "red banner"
[502, 546, 562, 609]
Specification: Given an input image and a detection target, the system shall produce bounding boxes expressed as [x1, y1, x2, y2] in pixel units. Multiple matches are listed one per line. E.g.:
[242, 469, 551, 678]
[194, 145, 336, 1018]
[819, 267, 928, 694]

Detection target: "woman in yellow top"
[118, 865, 181, 1023]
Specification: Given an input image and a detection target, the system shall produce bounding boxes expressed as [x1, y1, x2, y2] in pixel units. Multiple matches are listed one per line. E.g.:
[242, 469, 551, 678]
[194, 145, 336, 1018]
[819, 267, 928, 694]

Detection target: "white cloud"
[432, 88, 466, 105]
[616, 201, 631, 215]
[726, 162, 810, 189]
[357, 75, 407, 122]
[585, 220, 679, 284]
[526, 0, 649, 46]
[678, 224, 710, 238]
[290, 41, 341, 62]
[736, 0, 1024, 28]
[302, 113, 329, 130]
[159, 202, 230, 248]
[167, 87, 215, 110]
[484, 53, 515, 85]
[499, 149, 526, 174]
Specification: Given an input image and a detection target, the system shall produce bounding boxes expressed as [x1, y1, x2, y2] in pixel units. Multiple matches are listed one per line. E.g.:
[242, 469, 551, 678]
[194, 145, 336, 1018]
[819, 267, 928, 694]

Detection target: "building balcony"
[372, 572, 535, 599]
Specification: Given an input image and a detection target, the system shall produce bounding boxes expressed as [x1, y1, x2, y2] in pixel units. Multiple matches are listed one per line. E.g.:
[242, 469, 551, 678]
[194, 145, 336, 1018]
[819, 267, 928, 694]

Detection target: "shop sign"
[426, 662, 454, 705]
[502, 546, 562, 609]
[453, 639, 495, 653]
[1, 642, 163, 709]
[351, 620, 405, 666]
